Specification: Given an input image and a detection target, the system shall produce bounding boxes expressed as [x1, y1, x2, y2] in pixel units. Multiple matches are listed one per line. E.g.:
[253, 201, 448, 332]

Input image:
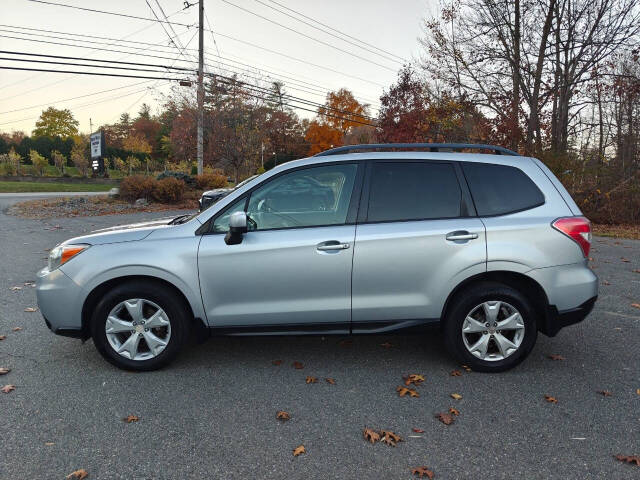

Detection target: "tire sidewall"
[91, 282, 188, 371]
[445, 283, 538, 372]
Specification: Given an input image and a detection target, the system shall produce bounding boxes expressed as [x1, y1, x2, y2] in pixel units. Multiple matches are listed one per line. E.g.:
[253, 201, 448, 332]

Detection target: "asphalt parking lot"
[1, 195, 639, 479]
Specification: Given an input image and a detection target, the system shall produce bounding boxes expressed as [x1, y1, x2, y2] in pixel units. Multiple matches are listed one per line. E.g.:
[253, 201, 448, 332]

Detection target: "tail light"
[552, 216, 592, 257]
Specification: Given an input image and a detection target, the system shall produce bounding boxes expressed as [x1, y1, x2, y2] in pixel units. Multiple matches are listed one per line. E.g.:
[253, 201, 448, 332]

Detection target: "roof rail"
[314, 143, 520, 157]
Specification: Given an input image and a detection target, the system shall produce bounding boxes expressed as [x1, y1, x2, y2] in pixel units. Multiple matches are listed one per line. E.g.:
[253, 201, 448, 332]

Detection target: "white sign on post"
[90, 132, 102, 159]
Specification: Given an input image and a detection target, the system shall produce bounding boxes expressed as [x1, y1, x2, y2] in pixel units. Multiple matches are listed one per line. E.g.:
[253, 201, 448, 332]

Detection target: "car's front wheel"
[443, 281, 538, 372]
[91, 281, 189, 371]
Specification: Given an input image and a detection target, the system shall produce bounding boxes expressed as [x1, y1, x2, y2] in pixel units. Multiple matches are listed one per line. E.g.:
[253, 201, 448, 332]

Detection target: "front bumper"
[36, 267, 86, 338]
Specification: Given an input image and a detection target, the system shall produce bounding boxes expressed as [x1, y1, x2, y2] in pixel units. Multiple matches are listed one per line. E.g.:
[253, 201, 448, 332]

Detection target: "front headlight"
[48, 244, 89, 271]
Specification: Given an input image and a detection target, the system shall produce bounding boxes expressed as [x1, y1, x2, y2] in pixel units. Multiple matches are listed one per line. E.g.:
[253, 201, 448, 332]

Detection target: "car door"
[198, 162, 362, 331]
[351, 160, 486, 330]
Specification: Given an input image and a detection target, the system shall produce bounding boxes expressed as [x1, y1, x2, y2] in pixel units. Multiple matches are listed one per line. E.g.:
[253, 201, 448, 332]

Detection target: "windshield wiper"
[169, 214, 190, 225]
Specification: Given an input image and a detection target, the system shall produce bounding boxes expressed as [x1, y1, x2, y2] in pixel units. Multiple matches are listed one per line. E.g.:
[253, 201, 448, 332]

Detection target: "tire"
[443, 281, 538, 373]
[90, 281, 190, 371]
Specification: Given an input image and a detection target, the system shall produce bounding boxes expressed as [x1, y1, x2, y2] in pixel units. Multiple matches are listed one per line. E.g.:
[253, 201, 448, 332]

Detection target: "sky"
[0, 0, 434, 135]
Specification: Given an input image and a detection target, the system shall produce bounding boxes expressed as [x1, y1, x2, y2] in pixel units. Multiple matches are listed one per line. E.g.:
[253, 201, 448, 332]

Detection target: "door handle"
[446, 231, 478, 241]
[316, 242, 350, 251]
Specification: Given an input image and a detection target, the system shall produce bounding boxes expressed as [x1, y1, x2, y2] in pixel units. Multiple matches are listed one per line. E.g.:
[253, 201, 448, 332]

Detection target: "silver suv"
[36, 143, 598, 372]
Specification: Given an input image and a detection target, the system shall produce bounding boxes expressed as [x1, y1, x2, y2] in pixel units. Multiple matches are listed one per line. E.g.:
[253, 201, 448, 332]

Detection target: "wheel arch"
[81, 275, 206, 340]
[441, 271, 551, 331]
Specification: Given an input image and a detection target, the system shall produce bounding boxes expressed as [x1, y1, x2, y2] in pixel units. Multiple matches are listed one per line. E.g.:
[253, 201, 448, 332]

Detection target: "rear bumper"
[540, 296, 597, 337]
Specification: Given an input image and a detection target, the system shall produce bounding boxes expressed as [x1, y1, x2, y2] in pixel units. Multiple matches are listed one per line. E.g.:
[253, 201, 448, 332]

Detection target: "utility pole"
[89, 118, 93, 134]
[196, 0, 204, 175]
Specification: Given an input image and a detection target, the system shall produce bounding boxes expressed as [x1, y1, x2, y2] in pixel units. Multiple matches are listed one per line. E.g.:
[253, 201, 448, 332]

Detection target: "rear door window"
[462, 162, 544, 216]
[367, 161, 462, 222]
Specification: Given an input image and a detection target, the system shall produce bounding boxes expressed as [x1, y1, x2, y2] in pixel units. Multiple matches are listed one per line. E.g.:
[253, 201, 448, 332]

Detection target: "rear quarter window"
[462, 162, 544, 216]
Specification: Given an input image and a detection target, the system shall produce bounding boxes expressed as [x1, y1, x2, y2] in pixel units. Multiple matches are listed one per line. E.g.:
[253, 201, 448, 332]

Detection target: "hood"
[63, 218, 175, 246]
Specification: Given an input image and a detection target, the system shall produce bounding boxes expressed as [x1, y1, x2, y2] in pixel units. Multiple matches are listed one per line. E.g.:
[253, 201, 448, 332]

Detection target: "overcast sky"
[0, 0, 434, 135]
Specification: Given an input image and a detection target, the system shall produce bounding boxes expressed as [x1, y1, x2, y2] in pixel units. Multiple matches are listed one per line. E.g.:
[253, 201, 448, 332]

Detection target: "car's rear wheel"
[443, 282, 537, 372]
[91, 281, 189, 371]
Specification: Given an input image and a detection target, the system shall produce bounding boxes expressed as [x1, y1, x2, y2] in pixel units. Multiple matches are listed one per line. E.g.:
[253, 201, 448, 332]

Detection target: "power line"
[220, 0, 396, 72]
[253, 0, 404, 64]
[0, 65, 185, 81]
[264, 0, 406, 62]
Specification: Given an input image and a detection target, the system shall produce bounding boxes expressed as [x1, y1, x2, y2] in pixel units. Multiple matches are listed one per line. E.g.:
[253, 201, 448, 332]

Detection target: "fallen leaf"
[276, 411, 290, 421]
[636, 389, 640, 395]
[614, 455, 640, 466]
[436, 412, 455, 425]
[631, 303, 640, 310]
[24, 282, 36, 287]
[272, 360, 282, 366]
[597, 390, 612, 397]
[363, 428, 380, 444]
[412, 427, 424, 433]
[450, 370, 462, 376]
[305, 376, 317, 384]
[123, 415, 139, 423]
[44, 442, 54, 446]
[621, 257, 630, 263]
[544, 394, 558, 403]
[602, 280, 611, 286]
[633, 269, 640, 274]
[548, 354, 565, 361]
[292, 445, 306, 457]
[24, 307, 37, 312]
[325, 377, 336, 385]
[10, 286, 22, 291]
[0, 368, 10, 375]
[1, 385, 15, 394]
[380, 342, 394, 348]
[397, 386, 419, 398]
[461, 365, 472, 372]
[65, 469, 88, 479]
[449, 407, 460, 416]
[450, 393, 462, 400]
[411, 466, 435, 478]
[380, 430, 402, 447]
[403, 374, 425, 386]
[0, 336, 5, 341]
[339, 339, 353, 347]
[292, 361, 304, 369]
[12, 327, 22, 332]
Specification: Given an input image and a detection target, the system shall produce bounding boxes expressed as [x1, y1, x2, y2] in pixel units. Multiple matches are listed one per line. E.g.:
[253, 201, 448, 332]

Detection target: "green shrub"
[195, 173, 228, 189]
[119, 175, 157, 202]
[30, 150, 48, 176]
[0, 160, 16, 176]
[153, 177, 185, 203]
[157, 171, 195, 186]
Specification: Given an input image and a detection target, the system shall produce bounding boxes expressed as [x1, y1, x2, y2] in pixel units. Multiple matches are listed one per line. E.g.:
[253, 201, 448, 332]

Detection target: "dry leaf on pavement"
[412, 427, 424, 433]
[436, 412, 455, 425]
[1, 385, 15, 394]
[123, 415, 139, 423]
[276, 411, 290, 421]
[633, 269, 640, 274]
[0, 335, 5, 341]
[363, 428, 380, 444]
[381, 430, 402, 447]
[339, 339, 353, 347]
[0, 368, 10, 375]
[621, 257, 630, 263]
[602, 280, 611, 285]
[544, 394, 558, 403]
[305, 376, 317, 384]
[292, 361, 304, 369]
[293, 445, 306, 457]
[411, 466, 435, 478]
[450, 370, 462, 376]
[12, 327, 22, 332]
[325, 378, 335, 385]
[461, 365, 472, 372]
[65, 469, 88, 479]
[631, 303, 640, 310]
[548, 354, 565, 361]
[449, 407, 460, 416]
[24, 307, 37, 312]
[403, 374, 425, 386]
[380, 342, 393, 348]
[597, 390, 612, 397]
[450, 393, 462, 400]
[10, 286, 22, 291]
[397, 386, 419, 397]
[272, 360, 282, 366]
[614, 455, 640, 466]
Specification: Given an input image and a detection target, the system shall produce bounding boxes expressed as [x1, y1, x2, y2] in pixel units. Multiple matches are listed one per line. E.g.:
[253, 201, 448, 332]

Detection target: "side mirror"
[224, 211, 248, 245]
